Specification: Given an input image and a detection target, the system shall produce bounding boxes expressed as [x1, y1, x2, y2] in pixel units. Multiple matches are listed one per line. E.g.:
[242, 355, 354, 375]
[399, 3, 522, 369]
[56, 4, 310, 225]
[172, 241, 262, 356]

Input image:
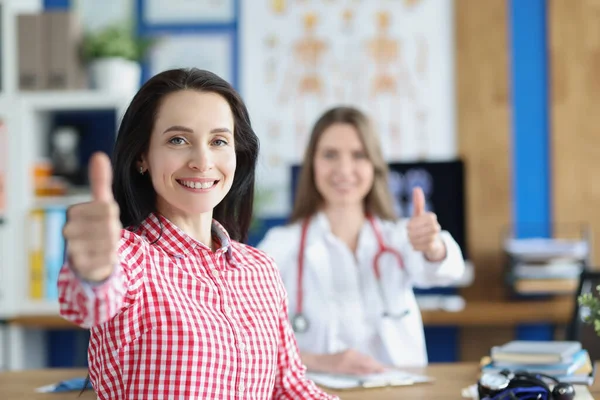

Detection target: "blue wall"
[510, 0, 551, 239]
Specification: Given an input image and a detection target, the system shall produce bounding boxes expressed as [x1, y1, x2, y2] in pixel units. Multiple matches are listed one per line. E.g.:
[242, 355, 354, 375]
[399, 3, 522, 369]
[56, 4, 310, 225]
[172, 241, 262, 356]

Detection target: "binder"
[17, 13, 46, 90]
[44, 11, 87, 90]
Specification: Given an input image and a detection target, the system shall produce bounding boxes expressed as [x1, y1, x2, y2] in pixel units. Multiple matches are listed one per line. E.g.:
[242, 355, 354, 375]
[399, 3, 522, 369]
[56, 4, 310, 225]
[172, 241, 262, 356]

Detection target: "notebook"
[491, 341, 582, 364]
[306, 368, 434, 390]
[483, 349, 589, 376]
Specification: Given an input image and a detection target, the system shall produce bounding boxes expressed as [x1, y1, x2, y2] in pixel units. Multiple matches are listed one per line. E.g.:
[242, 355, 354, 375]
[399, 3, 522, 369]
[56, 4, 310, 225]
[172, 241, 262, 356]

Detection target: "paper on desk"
[35, 377, 92, 393]
[306, 368, 433, 390]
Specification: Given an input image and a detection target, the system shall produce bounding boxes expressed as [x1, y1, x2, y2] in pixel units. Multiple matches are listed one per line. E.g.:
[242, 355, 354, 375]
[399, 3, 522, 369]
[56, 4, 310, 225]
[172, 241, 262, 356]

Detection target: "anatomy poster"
[241, 0, 455, 217]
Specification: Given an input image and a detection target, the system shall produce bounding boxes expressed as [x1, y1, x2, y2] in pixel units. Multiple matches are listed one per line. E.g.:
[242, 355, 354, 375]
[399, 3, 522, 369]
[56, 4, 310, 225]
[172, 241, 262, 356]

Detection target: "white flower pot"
[89, 57, 141, 95]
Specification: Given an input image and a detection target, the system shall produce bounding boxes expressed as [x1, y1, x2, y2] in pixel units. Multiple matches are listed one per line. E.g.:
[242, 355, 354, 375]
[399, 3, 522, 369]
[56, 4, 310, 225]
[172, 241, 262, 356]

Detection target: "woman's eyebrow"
[211, 127, 233, 134]
[163, 125, 194, 134]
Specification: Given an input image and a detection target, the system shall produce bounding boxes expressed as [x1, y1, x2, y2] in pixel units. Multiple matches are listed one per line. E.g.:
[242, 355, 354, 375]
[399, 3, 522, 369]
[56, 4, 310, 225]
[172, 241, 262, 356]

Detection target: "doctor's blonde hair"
[290, 106, 397, 223]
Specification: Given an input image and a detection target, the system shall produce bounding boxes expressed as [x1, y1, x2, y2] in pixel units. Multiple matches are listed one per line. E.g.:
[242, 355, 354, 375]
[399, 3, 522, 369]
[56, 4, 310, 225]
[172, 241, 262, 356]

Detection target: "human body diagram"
[274, 8, 430, 161]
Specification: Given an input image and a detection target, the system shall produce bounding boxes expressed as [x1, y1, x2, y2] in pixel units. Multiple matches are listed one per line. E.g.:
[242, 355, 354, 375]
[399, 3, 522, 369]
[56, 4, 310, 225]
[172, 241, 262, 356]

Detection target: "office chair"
[566, 270, 600, 362]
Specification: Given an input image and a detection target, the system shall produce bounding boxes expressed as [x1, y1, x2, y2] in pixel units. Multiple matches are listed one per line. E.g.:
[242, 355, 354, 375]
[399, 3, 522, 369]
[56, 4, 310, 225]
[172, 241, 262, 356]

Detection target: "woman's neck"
[323, 204, 365, 252]
[156, 200, 215, 251]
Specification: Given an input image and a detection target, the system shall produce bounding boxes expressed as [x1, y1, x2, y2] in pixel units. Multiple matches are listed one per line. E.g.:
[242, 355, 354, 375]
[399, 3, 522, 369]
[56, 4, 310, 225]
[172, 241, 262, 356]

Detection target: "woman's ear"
[136, 157, 147, 175]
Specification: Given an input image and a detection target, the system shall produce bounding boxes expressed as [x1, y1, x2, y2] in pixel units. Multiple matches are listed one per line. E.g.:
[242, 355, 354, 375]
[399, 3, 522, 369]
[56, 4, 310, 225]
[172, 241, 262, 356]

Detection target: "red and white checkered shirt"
[58, 212, 336, 400]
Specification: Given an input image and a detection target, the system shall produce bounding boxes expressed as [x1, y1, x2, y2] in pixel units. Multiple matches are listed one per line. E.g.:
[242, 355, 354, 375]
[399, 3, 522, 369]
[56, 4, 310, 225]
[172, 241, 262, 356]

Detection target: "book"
[28, 208, 45, 299]
[491, 341, 582, 364]
[481, 351, 596, 387]
[483, 349, 589, 376]
[44, 206, 66, 300]
[513, 278, 579, 294]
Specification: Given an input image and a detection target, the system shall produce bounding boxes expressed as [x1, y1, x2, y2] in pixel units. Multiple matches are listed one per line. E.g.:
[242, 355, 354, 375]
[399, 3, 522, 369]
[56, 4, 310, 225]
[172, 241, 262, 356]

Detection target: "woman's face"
[141, 90, 236, 219]
[313, 123, 374, 209]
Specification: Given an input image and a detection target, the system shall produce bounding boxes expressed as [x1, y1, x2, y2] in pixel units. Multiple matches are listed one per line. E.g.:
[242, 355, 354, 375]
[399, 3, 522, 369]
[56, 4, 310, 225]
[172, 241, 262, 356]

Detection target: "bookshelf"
[20, 90, 132, 111]
[0, 0, 133, 369]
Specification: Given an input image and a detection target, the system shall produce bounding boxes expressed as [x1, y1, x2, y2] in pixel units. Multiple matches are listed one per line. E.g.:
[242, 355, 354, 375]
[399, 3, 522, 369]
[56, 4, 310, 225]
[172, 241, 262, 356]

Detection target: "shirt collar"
[312, 210, 375, 247]
[137, 212, 233, 260]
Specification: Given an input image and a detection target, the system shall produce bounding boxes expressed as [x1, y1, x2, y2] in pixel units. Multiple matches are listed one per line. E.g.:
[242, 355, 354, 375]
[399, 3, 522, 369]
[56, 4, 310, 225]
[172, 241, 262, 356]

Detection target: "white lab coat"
[257, 211, 465, 367]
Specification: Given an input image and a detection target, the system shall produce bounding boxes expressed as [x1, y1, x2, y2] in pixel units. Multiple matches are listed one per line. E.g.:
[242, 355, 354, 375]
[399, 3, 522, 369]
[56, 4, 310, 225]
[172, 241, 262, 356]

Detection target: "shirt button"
[212, 269, 220, 278]
[224, 306, 232, 315]
[239, 342, 246, 351]
[238, 384, 245, 393]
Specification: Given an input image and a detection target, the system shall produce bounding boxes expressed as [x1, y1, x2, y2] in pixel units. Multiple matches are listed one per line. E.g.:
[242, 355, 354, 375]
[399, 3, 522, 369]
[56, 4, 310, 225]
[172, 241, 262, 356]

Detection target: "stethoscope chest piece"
[292, 313, 309, 333]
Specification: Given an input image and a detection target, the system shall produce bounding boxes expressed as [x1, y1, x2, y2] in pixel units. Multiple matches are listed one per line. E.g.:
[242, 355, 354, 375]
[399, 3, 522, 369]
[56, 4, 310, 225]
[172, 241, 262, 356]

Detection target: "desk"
[4, 300, 575, 369]
[6, 299, 575, 329]
[1, 363, 597, 400]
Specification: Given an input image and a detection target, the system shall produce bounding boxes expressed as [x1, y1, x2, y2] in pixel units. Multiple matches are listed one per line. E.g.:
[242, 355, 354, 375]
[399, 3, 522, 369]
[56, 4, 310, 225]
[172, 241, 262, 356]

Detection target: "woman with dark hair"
[58, 68, 336, 399]
[258, 106, 465, 375]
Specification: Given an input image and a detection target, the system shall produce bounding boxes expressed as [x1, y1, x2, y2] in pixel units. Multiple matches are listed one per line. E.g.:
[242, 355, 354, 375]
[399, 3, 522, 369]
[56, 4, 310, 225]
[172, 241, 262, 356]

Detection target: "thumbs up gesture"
[407, 187, 446, 261]
[62, 152, 122, 282]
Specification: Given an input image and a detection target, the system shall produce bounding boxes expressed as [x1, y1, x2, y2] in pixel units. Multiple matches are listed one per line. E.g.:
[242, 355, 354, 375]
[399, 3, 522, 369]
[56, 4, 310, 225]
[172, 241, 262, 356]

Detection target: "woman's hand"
[62, 152, 122, 282]
[407, 187, 446, 261]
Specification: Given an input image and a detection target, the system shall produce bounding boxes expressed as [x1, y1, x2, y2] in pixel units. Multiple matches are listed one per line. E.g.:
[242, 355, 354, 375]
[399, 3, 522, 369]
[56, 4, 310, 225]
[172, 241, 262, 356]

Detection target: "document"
[306, 368, 434, 390]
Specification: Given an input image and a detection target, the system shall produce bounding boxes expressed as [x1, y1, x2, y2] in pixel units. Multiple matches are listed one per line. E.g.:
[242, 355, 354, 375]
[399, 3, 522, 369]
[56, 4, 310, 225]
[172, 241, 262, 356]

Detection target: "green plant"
[82, 23, 154, 63]
[578, 290, 600, 335]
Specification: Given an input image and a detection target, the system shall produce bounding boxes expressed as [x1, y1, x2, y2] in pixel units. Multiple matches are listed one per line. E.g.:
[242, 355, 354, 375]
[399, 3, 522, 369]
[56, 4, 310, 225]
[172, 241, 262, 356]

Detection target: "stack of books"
[504, 237, 588, 296]
[480, 341, 596, 385]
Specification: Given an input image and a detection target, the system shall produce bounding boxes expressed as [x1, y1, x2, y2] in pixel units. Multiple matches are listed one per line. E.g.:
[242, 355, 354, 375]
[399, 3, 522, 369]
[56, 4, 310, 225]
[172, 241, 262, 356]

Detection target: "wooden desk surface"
[1, 363, 597, 400]
[6, 298, 575, 329]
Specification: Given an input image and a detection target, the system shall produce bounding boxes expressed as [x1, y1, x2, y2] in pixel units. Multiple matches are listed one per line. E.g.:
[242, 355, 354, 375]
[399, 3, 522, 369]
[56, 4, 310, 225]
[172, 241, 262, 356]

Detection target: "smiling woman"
[57, 68, 337, 400]
[111, 70, 258, 244]
[138, 90, 238, 248]
[257, 106, 465, 375]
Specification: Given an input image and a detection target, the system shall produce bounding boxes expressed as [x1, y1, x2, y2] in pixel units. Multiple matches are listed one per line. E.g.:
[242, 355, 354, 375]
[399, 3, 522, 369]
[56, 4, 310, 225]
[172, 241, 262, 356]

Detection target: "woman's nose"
[335, 156, 354, 175]
[188, 146, 214, 172]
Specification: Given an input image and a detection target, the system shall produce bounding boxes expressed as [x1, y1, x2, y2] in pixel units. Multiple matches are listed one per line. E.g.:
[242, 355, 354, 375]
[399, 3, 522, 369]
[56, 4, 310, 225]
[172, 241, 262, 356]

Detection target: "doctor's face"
[141, 90, 236, 219]
[313, 123, 374, 208]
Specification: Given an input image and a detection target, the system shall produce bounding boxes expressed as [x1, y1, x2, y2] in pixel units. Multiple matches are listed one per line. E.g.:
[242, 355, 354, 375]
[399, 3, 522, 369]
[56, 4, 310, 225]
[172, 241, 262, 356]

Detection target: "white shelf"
[20, 90, 133, 111]
[15, 300, 59, 317]
[33, 193, 92, 209]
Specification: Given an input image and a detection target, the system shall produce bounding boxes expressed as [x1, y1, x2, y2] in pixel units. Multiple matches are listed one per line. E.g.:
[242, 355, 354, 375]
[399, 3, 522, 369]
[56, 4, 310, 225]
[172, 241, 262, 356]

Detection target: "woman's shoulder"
[241, 221, 303, 273]
[121, 224, 153, 246]
[228, 241, 285, 283]
[230, 241, 276, 264]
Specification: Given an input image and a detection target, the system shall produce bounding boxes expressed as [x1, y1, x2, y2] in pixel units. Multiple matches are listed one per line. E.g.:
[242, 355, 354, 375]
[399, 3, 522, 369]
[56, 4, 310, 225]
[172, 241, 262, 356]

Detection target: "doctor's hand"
[319, 349, 386, 375]
[407, 187, 446, 262]
[62, 152, 122, 282]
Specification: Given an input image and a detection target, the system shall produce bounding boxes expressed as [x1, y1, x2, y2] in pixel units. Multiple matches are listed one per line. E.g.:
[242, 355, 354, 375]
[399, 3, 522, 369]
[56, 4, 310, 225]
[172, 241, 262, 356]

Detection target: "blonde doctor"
[258, 106, 465, 376]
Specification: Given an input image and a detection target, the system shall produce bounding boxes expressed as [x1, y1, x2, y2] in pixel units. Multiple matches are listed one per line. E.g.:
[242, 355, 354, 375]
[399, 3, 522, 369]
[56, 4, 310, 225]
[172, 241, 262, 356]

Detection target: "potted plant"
[82, 23, 153, 94]
[578, 290, 600, 335]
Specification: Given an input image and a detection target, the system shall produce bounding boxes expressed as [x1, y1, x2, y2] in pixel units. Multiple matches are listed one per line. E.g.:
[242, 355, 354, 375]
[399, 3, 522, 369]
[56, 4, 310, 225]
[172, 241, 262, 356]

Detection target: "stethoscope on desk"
[291, 214, 410, 334]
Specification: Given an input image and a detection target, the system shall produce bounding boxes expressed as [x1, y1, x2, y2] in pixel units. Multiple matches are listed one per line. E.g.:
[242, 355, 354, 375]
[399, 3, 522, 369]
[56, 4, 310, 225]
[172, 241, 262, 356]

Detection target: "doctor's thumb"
[412, 187, 426, 217]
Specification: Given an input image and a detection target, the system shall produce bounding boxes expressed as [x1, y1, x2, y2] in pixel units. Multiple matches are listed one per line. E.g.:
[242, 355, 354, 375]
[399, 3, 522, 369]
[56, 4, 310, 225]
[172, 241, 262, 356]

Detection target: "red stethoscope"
[292, 214, 410, 334]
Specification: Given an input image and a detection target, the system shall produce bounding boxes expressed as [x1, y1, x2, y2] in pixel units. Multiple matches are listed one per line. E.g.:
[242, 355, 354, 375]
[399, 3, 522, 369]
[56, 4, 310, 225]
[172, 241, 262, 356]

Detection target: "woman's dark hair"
[112, 68, 259, 242]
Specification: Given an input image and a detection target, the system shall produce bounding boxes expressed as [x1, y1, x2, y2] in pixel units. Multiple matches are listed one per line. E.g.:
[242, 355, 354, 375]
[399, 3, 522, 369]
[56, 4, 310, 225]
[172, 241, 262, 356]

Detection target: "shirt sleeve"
[272, 287, 339, 400]
[391, 219, 466, 288]
[57, 229, 148, 329]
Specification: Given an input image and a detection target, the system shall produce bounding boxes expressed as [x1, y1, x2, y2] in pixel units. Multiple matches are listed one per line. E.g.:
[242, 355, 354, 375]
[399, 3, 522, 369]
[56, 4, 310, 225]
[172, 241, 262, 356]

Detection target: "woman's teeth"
[179, 180, 215, 189]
